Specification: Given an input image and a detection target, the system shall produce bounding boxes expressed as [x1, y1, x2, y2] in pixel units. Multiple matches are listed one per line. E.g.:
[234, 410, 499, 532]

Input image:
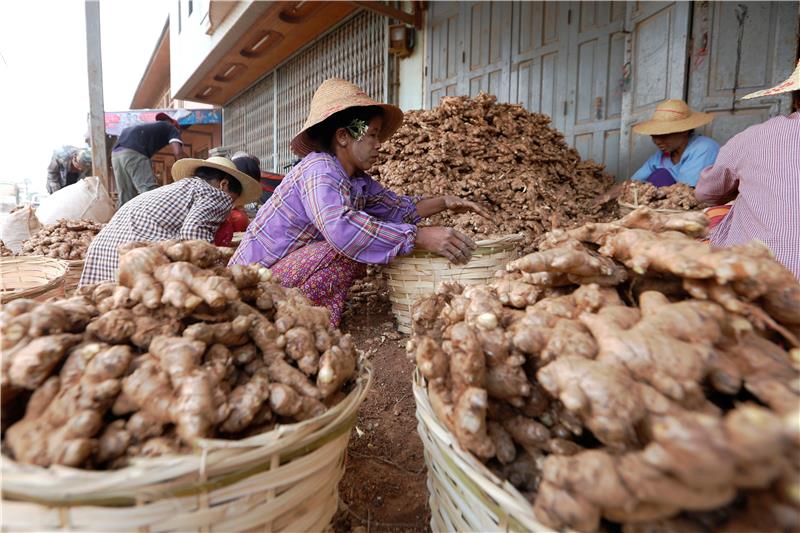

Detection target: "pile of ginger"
[409, 207, 800, 532]
[371, 93, 618, 251]
[620, 180, 705, 211]
[19, 218, 103, 260]
[1, 239, 359, 469]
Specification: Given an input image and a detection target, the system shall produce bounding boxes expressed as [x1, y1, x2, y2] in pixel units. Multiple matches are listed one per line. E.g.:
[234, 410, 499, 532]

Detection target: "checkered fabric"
[697, 112, 800, 278]
[79, 178, 232, 286]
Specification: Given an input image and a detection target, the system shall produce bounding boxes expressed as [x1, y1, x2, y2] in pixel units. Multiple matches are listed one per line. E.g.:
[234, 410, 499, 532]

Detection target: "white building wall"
[397, 9, 425, 111]
[169, 0, 269, 101]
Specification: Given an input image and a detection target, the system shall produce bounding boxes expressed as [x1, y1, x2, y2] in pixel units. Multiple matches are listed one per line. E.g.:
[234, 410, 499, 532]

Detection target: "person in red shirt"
[214, 153, 260, 246]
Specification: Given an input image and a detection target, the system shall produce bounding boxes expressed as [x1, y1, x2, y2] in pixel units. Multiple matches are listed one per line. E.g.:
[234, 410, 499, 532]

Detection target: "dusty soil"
[332, 299, 430, 533]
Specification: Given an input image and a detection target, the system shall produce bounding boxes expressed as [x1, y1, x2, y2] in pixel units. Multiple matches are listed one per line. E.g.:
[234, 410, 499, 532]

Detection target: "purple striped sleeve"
[302, 170, 416, 264]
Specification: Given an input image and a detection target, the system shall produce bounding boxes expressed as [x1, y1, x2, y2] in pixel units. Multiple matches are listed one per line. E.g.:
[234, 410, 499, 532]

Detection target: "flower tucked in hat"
[632, 99, 713, 136]
[741, 59, 800, 100]
[290, 78, 404, 157]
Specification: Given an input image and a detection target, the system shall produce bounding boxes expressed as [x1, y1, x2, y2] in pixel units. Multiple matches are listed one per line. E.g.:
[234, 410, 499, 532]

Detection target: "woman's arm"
[415, 195, 492, 219]
[695, 137, 742, 205]
[362, 176, 490, 221]
[303, 172, 417, 264]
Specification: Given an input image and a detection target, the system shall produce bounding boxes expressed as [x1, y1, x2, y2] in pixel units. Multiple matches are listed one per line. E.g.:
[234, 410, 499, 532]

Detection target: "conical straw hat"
[741, 59, 800, 100]
[172, 156, 262, 205]
[632, 99, 713, 136]
[291, 78, 404, 157]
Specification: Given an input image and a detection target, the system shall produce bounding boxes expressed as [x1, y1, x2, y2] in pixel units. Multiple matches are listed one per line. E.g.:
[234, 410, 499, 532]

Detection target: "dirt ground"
[332, 299, 431, 533]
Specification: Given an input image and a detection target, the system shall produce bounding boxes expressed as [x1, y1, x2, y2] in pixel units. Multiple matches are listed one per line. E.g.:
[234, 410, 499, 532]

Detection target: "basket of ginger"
[409, 208, 800, 533]
[385, 233, 524, 334]
[1, 239, 371, 532]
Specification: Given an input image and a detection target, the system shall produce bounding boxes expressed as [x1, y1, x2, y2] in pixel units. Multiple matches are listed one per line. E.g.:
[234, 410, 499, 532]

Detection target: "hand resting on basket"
[416, 226, 476, 265]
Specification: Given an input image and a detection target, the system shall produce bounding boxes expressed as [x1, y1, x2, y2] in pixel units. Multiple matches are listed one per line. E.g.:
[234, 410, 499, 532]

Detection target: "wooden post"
[85, 1, 110, 193]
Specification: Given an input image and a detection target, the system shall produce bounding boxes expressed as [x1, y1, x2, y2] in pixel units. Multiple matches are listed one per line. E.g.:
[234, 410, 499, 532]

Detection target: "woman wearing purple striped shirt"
[696, 60, 800, 279]
[230, 79, 490, 326]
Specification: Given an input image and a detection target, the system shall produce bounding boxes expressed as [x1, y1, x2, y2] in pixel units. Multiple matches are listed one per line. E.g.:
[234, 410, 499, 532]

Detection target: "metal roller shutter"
[222, 73, 275, 171]
[275, 10, 387, 171]
[223, 10, 388, 173]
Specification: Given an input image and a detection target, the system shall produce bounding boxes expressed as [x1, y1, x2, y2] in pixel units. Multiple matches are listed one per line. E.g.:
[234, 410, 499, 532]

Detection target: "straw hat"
[742, 59, 800, 100]
[172, 156, 262, 205]
[291, 78, 404, 157]
[632, 99, 713, 136]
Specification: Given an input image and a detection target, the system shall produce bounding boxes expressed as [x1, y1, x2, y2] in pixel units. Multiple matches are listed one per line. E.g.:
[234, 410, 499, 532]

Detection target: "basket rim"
[399, 233, 525, 260]
[15, 254, 85, 266]
[412, 369, 554, 533]
[2, 359, 372, 505]
[0, 256, 69, 302]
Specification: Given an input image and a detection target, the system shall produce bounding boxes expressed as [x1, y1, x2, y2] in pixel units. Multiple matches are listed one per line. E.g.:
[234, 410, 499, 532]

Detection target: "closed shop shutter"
[223, 10, 387, 174]
[427, 1, 627, 177]
[223, 73, 275, 170]
[687, 1, 798, 146]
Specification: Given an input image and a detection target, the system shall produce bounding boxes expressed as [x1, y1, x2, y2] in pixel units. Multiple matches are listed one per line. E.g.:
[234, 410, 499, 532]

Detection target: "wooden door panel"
[426, 2, 461, 107]
[620, 1, 691, 178]
[564, 2, 625, 173]
[688, 1, 797, 145]
[460, 1, 511, 101]
[510, 1, 568, 131]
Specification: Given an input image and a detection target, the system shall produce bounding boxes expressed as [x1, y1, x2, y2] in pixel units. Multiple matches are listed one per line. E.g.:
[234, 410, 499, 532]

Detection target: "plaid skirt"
[704, 203, 733, 231]
[271, 240, 366, 327]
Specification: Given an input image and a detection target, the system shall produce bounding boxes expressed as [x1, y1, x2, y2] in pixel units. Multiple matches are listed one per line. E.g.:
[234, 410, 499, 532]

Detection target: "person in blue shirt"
[630, 99, 720, 187]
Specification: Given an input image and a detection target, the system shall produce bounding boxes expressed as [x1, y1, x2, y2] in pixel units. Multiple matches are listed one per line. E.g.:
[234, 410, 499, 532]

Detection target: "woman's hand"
[415, 195, 492, 219]
[416, 226, 476, 265]
[442, 195, 492, 219]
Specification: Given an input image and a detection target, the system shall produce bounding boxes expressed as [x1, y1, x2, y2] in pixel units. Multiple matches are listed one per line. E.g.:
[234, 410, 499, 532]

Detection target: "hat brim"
[171, 158, 263, 205]
[632, 111, 713, 135]
[290, 102, 404, 157]
[742, 61, 800, 100]
[741, 81, 800, 100]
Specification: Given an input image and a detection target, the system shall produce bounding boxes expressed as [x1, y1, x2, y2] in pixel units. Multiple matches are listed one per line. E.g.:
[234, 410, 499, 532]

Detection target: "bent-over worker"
[112, 112, 188, 207]
[696, 60, 800, 279]
[630, 99, 720, 187]
[79, 156, 262, 287]
[47, 146, 92, 193]
[229, 78, 490, 326]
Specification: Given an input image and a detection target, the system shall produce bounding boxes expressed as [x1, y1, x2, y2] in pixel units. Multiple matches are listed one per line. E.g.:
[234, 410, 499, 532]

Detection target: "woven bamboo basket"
[13, 256, 84, 295]
[0, 256, 68, 303]
[63, 258, 85, 294]
[384, 234, 524, 334]
[413, 370, 554, 533]
[1, 361, 372, 532]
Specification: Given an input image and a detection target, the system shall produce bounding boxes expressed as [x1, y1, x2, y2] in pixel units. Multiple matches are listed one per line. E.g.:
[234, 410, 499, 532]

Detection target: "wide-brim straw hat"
[172, 156, 262, 205]
[742, 59, 800, 100]
[291, 78, 404, 157]
[632, 99, 713, 135]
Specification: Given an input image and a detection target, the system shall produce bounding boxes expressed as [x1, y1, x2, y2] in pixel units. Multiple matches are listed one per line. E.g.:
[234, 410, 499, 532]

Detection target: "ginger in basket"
[19, 219, 103, 260]
[411, 209, 800, 532]
[1, 240, 362, 469]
